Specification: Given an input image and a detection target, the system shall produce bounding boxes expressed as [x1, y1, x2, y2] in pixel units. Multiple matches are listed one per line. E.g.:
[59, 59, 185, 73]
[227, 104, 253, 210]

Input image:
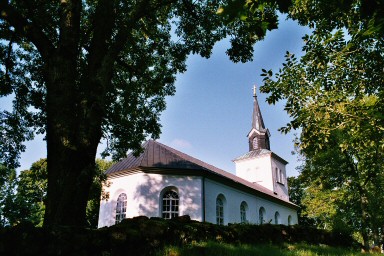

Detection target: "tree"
[86, 159, 113, 228]
[4, 158, 112, 228]
[219, 0, 384, 39]
[0, 1, 278, 227]
[218, 0, 383, 248]
[260, 22, 384, 251]
[287, 176, 314, 227]
[13, 158, 48, 227]
[0, 164, 18, 226]
[292, 133, 384, 246]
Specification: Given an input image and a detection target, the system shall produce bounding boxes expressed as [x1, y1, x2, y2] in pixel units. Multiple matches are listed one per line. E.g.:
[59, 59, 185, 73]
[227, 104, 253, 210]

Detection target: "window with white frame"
[216, 196, 225, 225]
[259, 207, 266, 224]
[288, 215, 292, 226]
[162, 190, 179, 219]
[275, 167, 285, 184]
[274, 211, 280, 224]
[240, 201, 248, 224]
[280, 169, 284, 184]
[115, 193, 127, 224]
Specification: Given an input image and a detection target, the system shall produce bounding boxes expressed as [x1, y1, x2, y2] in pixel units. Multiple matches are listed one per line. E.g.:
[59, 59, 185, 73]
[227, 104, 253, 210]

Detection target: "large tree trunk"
[358, 188, 371, 251]
[42, 0, 110, 227]
[43, 51, 103, 227]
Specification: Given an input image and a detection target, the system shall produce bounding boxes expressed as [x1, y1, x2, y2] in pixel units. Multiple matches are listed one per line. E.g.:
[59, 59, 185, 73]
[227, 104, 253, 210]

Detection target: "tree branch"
[104, 0, 178, 76]
[0, 0, 54, 61]
[58, 0, 82, 60]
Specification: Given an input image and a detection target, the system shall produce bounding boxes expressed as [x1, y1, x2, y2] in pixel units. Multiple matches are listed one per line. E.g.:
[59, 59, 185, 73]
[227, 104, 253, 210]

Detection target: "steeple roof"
[251, 85, 267, 133]
[247, 85, 271, 151]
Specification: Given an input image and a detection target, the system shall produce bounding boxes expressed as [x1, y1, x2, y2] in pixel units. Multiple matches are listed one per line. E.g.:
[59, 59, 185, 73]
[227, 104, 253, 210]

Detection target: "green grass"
[158, 242, 381, 256]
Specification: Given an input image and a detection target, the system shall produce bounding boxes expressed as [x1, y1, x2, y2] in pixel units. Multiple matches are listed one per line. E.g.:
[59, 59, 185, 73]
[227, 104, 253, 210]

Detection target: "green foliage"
[86, 159, 114, 228]
[217, 0, 281, 62]
[14, 158, 47, 227]
[0, 164, 17, 226]
[287, 176, 314, 228]
[0, 0, 271, 169]
[0, 0, 281, 227]
[258, 0, 384, 247]
[0, 158, 112, 228]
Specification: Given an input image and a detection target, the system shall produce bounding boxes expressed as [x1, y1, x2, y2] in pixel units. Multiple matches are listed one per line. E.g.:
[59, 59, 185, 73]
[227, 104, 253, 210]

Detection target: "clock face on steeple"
[252, 137, 258, 149]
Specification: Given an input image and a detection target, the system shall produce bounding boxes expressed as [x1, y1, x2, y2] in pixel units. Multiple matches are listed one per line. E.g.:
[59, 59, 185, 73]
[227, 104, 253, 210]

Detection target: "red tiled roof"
[106, 140, 296, 207]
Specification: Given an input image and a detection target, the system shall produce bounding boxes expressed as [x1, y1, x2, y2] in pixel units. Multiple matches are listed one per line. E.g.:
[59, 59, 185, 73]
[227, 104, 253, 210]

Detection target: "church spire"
[252, 85, 266, 132]
[248, 85, 270, 151]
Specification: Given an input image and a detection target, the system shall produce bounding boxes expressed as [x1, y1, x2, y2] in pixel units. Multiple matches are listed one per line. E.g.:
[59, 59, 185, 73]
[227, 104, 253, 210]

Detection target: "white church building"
[98, 88, 298, 227]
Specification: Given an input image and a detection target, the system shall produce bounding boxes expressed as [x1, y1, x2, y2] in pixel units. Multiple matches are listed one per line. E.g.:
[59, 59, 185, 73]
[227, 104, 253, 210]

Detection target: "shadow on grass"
[160, 242, 382, 256]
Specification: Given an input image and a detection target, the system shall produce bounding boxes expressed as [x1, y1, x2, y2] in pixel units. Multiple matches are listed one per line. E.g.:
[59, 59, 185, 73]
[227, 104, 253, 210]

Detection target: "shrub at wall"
[0, 216, 356, 255]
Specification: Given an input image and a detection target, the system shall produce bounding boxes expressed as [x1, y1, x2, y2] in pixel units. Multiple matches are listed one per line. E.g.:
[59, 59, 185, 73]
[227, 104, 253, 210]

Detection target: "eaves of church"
[106, 139, 298, 210]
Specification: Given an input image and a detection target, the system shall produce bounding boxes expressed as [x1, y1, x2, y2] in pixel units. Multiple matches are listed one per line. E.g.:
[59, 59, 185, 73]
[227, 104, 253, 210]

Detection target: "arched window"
[274, 211, 281, 224]
[288, 215, 292, 226]
[216, 195, 225, 225]
[115, 193, 127, 224]
[240, 201, 248, 224]
[259, 207, 266, 224]
[162, 190, 179, 219]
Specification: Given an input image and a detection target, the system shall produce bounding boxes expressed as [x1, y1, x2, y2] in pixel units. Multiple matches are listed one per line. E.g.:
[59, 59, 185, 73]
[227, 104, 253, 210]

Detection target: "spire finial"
[253, 84, 257, 97]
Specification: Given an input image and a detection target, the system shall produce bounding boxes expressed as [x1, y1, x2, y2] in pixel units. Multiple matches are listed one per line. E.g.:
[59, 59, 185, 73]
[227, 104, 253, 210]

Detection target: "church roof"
[232, 149, 288, 164]
[106, 140, 295, 208]
[105, 140, 212, 174]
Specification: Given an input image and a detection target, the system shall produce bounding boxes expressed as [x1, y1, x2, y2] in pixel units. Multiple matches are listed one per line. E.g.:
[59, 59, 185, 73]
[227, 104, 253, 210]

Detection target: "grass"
[158, 242, 382, 256]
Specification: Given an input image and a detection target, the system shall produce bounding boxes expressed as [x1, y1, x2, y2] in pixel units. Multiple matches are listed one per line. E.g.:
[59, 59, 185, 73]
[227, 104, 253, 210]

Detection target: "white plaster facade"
[235, 153, 274, 191]
[98, 168, 297, 228]
[98, 173, 203, 227]
[204, 178, 296, 225]
[234, 153, 289, 201]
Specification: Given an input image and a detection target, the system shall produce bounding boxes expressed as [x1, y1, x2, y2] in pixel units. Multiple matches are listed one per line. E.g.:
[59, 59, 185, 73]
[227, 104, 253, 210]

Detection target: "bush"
[0, 216, 356, 255]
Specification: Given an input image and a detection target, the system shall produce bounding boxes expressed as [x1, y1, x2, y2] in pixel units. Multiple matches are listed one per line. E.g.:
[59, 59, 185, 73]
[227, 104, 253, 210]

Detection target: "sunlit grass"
[158, 242, 382, 256]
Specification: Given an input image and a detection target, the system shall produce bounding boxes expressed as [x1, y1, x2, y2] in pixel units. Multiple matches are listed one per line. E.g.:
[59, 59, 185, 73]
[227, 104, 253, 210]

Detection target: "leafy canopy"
[0, 0, 280, 169]
[258, 0, 383, 248]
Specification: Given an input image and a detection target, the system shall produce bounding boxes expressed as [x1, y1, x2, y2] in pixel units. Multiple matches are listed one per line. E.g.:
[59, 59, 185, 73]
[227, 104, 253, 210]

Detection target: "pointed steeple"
[248, 85, 270, 151]
[252, 85, 266, 132]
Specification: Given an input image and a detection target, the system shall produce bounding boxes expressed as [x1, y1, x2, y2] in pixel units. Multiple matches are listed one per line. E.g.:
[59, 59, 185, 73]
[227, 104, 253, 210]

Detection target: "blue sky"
[10, 15, 310, 177]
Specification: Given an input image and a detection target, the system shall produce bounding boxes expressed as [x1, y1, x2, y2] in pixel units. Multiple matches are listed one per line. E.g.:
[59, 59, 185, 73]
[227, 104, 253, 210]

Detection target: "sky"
[10, 15, 311, 178]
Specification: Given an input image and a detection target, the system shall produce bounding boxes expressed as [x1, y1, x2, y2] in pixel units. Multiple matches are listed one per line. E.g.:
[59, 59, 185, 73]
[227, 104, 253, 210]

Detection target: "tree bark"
[43, 49, 102, 226]
[357, 187, 371, 251]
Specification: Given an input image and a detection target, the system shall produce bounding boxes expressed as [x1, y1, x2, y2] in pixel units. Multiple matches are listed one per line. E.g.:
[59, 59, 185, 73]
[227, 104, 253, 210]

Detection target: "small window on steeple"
[252, 137, 258, 149]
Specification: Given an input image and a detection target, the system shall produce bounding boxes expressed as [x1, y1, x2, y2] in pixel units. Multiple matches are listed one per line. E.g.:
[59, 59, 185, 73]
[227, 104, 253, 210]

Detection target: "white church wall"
[204, 178, 297, 225]
[98, 172, 202, 228]
[271, 157, 289, 201]
[235, 154, 274, 191]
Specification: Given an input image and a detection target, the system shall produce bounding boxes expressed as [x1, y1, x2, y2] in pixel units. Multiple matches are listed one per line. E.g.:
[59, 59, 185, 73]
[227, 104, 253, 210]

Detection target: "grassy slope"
[160, 242, 382, 256]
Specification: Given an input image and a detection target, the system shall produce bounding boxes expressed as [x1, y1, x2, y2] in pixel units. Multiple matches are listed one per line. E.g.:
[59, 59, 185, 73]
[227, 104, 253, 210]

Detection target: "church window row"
[114, 189, 292, 225]
[216, 195, 292, 226]
[115, 188, 180, 223]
